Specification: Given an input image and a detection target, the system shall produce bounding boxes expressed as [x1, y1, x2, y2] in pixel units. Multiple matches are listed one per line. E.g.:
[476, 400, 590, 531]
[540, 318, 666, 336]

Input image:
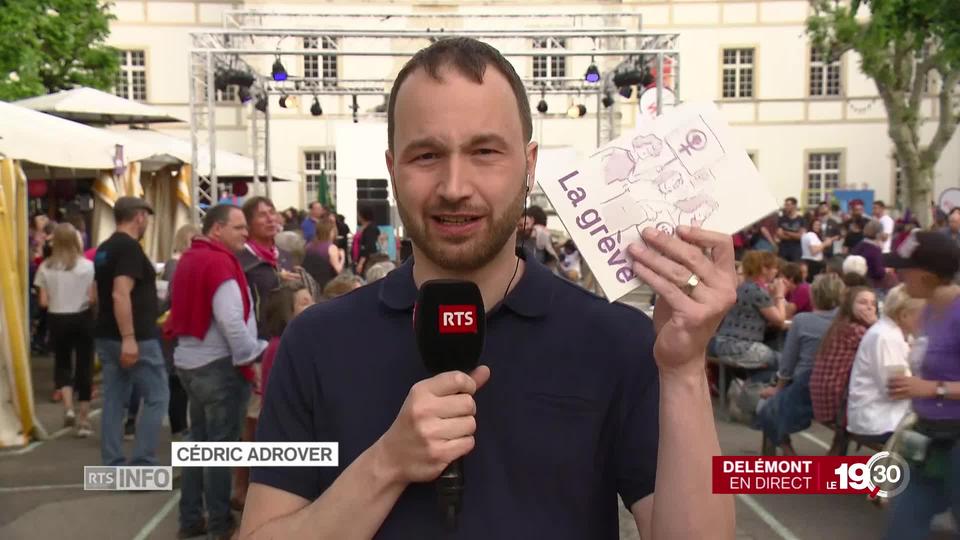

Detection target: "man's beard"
[398, 179, 526, 273]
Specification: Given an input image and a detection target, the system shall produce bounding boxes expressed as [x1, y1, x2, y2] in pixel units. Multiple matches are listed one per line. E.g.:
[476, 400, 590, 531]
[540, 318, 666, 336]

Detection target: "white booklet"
[538, 101, 778, 302]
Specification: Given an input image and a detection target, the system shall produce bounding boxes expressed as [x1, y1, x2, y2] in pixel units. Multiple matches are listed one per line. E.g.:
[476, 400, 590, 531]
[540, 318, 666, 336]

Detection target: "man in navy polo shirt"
[241, 38, 736, 539]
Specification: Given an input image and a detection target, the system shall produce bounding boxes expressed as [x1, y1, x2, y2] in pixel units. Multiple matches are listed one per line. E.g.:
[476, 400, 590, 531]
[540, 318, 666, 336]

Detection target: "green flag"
[318, 171, 329, 206]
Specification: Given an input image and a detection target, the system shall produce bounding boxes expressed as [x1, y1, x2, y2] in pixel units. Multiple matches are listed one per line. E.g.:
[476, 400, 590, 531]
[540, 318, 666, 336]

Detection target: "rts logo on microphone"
[438, 305, 478, 334]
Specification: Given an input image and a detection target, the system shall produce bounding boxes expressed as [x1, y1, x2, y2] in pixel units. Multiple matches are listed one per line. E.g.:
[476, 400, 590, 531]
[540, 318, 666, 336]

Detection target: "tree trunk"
[905, 163, 934, 227]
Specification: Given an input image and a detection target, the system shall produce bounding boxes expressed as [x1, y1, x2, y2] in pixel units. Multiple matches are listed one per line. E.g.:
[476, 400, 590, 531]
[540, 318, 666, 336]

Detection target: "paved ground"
[2, 304, 956, 539]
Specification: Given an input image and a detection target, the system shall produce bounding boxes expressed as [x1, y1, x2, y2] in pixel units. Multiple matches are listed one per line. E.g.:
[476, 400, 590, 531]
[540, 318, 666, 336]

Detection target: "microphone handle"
[437, 458, 464, 529]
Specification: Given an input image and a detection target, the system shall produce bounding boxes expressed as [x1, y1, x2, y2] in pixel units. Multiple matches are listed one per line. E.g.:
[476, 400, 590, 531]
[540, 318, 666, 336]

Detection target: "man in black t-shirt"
[842, 199, 869, 253]
[334, 213, 351, 267]
[93, 197, 169, 466]
[354, 204, 382, 275]
[776, 197, 805, 262]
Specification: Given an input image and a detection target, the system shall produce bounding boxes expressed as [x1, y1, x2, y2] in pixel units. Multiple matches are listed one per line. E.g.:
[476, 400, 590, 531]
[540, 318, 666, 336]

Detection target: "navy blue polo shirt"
[252, 258, 660, 539]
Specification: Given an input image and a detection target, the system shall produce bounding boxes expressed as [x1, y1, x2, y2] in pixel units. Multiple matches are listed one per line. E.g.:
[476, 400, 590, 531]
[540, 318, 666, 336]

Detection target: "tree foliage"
[808, 0, 960, 221]
[0, 0, 118, 101]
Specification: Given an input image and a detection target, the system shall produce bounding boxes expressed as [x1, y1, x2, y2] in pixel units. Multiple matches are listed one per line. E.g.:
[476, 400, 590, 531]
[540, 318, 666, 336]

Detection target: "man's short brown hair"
[241, 196, 275, 225]
[387, 37, 532, 153]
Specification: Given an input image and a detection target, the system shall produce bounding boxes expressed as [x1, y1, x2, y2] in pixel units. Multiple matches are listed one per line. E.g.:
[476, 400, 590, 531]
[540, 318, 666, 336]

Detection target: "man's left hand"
[887, 376, 935, 400]
[627, 226, 737, 377]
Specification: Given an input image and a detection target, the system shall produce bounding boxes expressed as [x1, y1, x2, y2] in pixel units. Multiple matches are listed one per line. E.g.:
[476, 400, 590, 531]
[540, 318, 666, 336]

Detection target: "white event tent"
[13, 87, 184, 125]
[0, 95, 293, 447]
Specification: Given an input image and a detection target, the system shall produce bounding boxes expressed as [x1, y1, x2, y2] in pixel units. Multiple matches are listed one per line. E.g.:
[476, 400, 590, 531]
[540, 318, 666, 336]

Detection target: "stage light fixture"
[537, 98, 548, 114]
[310, 97, 323, 116]
[618, 85, 633, 99]
[216, 69, 255, 93]
[221, 69, 255, 88]
[567, 103, 588, 118]
[279, 95, 288, 108]
[602, 94, 614, 108]
[255, 94, 267, 112]
[584, 64, 600, 83]
[238, 86, 253, 104]
[272, 57, 287, 81]
[613, 70, 642, 88]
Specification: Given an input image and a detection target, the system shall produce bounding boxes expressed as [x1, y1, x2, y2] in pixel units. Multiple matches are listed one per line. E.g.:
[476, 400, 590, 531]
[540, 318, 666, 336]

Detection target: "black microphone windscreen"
[413, 280, 485, 375]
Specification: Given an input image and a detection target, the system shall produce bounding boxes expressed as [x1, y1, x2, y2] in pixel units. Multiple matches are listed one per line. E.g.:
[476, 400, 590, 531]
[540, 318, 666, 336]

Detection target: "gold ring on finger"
[683, 272, 701, 295]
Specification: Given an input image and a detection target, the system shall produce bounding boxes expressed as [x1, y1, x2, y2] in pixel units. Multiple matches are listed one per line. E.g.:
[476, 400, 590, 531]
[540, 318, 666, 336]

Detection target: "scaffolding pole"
[251, 107, 261, 190]
[207, 51, 218, 205]
[595, 89, 602, 147]
[265, 99, 273, 199]
[205, 29, 667, 39]
[656, 53, 664, 115]
[189, 51, 200, 226]
[193, 47, 679, 57]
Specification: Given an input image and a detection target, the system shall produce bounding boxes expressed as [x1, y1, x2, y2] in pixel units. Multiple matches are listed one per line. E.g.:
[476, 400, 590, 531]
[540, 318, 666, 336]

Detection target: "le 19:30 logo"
[832, 451, 911, 498]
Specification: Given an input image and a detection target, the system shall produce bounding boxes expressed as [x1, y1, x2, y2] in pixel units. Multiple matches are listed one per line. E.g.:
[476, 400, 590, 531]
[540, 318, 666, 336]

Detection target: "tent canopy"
[0, 101, 155, 170]
[0, 102, 296, 181]
[119, 129, 297, 181]
[13, 87, 184, 125]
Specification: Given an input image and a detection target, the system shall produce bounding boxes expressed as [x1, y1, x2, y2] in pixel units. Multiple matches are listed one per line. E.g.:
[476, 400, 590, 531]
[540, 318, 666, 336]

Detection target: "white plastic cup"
[885, 364, 911, 380]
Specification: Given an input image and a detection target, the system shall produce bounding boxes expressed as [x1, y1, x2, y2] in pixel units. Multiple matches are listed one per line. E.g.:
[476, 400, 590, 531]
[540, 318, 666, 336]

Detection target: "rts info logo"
[438, 305, 478, 334]
[84, 466, 173, 491]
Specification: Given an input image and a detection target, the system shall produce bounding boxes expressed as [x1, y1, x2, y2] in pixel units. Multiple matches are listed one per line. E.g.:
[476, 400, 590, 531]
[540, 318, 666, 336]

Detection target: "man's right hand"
[769, 278, 786, 298]
[120, 336, 139, 369]
[375, 366, 491, 485]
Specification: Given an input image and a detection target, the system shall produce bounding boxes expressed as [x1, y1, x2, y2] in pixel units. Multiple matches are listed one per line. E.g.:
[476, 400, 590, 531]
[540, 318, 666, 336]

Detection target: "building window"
[532, 37, 566, 83]
[304, 37, 338, 87]
[304, 150, 337, 205]
[115, 50, 147, 101]
[217, 85, 238, 102]
[722, 48, 754, 98]
[810, 49, 841, 96]
[807, 152, 841, 206]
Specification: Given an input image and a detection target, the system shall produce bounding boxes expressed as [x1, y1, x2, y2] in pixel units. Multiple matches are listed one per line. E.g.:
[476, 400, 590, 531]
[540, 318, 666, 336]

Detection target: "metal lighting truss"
[189, 10, 679, 218]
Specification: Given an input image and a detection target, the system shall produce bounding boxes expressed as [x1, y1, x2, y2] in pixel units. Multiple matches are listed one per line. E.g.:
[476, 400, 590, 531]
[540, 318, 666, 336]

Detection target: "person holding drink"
[882, 231, 960, 539]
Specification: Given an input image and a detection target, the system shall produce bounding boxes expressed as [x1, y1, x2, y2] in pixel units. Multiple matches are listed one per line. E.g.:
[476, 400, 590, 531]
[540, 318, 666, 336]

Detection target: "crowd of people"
[24, 189, 960, 538]
[24, 187, 960, 539]
[25, 193, 411, 538]
[717, 196, 960, 538]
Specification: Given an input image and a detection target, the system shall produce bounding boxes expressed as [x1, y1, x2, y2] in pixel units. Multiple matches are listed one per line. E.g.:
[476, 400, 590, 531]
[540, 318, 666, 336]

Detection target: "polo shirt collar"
[378, 258, 418, 311]
[378, 256, 554, 318]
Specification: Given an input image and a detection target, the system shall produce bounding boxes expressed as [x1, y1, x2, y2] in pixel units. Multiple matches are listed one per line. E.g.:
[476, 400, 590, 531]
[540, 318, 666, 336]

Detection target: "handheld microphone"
[413, 280, 486, 529]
